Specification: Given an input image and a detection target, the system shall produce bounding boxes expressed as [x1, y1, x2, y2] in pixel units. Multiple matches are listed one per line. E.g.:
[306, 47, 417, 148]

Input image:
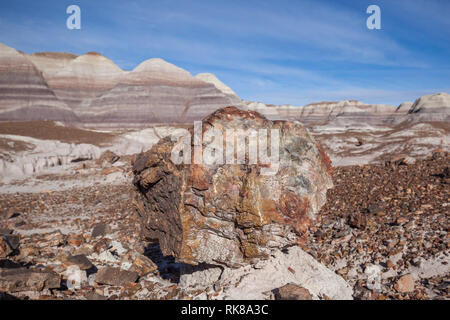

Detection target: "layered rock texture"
[246, 94, 450, 125]
[407, 92, 450, 122]
[0, 43, 77, 122]
[195, 73, 242, 105]
[132, 107, 333, 267]
[27, 52, 77, 78]
[83, 59, 240, 125]
[43, 52, 125, 109]
[0, 42, 240, 126]
[246, 100, 398, 124]
[1, 42, 449, 127]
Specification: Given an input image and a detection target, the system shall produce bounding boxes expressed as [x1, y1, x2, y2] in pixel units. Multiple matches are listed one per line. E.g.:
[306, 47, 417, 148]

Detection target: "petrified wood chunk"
[133, 107, 333, 267]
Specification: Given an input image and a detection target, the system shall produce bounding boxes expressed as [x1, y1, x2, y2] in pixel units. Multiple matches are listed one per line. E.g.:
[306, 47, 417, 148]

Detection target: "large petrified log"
[133, 107, 333, 267]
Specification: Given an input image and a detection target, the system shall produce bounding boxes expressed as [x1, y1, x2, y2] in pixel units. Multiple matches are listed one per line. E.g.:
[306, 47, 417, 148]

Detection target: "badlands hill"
[246, 93, 450, 125]
[0, 42, 449, 127]
[195, 73, 242, 105]
[0, 43, 78, 122]
[0, 42, 241, 127]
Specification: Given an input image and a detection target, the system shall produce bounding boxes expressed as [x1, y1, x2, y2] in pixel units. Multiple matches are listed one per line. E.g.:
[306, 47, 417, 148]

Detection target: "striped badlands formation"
[40, 52, 124, 110]
[246, 95, 450, 125]
[0, 41, 449, 127]
[0, 43, 78, 122]
[81, 59, 243, 125]
[0, 42, 241, 126]
[195, 73, 242, 105]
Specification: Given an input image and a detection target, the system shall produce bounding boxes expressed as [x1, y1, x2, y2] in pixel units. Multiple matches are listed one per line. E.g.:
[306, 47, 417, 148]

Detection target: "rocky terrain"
[246, 94, 450, 167]
[304, 150, 449, 300]
[0, 41, 449, 301]
[310, 121, 449, 166]
[0, 142, 447, 300]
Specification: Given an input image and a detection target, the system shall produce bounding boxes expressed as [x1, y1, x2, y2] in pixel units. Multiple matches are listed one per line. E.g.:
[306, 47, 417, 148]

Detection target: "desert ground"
[0, 117, 448, 300]
[0, 41, 449, 300]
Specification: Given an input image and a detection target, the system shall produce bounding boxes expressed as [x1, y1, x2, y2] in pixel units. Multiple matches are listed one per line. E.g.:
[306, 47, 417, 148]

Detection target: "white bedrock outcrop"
[179, 246, 354, 300]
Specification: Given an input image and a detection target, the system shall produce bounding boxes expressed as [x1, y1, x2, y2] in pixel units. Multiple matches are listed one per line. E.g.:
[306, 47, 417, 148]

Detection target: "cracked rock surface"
[133, 107, 333, 267]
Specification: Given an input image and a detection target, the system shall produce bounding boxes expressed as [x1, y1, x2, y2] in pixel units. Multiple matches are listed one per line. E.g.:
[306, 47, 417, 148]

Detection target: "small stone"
[67, 234, 83, 247]
[91, 223, 108, 238]
[274, 283, 312, 300]
[1, 209, 18, 220]
[121, 282, 142, 298]
[0, 237, 13, 258]
[129, 253, 158, 277]
[65, 254, 94, 270]
[367, 203, 385, 215]
[375, 211, 386, 217]
[348, 212, 366, 230]
[93, 238, 110, 253]
[337, 267, 348, 277]
[386, 260, 394, 269]
[44, 231, 65, 246]
[19, 246, 39, 259]
[394, 274, 415, 293]
[73, 244, 94, 257]
[102, 167, 123, 175]
[86, 291, 108, 300]
[2, 234, 19, 250]
[355, 138, 364, 146]
[97, 150, 120, 165]
[389, 155, 415, 166]
[396, 217, 409, 225]
[0, 268, 60, 292]
[95, 267, 139, 286]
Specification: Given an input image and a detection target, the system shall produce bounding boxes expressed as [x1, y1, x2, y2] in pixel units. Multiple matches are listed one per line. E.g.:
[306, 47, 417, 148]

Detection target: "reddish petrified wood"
[133, 107, 333, 267]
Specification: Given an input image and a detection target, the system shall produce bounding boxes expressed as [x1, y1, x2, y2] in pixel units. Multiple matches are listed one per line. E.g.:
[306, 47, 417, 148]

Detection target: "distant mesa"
[246, 93, 450, 125]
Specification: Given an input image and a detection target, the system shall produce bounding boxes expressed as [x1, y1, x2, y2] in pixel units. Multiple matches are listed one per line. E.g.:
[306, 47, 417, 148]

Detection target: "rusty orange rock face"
[133, 107, 333, 267]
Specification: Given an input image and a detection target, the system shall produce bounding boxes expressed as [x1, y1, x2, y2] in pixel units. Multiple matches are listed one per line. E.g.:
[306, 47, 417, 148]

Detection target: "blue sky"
[0, 0, 449, 106]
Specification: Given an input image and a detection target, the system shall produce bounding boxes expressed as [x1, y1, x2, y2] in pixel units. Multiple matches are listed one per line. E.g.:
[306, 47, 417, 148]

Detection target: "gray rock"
[95, 267, 138, 286]
[86, 291, 108, 300]
[0, 268, 60, 292]
[274, 283, 313, 300]
[2, 234, 20, 250]
[65, 254, 94, 270]
[182, 246, 353, 300]
[91, 223, 108, 238]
